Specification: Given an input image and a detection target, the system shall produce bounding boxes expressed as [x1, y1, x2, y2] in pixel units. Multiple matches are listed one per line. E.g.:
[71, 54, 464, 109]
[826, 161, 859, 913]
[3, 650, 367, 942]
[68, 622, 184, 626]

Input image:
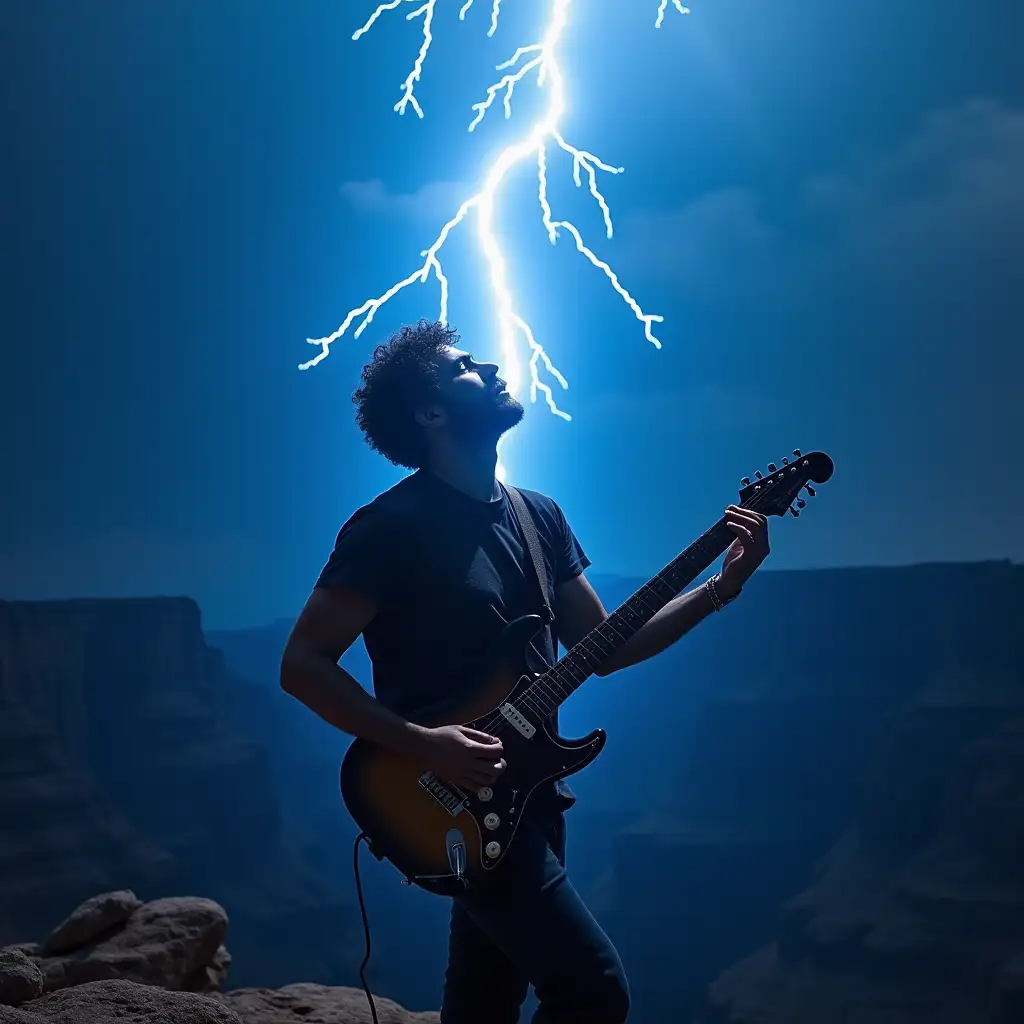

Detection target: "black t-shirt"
[315, 469, 591, 806]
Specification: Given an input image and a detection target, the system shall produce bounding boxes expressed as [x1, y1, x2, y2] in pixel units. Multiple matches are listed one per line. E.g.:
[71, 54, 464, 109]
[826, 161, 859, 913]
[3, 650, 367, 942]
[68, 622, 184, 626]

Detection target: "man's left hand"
[718, 505, 770, 600]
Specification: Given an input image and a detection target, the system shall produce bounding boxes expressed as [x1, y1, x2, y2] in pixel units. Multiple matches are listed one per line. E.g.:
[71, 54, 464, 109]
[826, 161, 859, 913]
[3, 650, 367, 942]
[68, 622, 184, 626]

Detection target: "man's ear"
[414, 404, 447, 430]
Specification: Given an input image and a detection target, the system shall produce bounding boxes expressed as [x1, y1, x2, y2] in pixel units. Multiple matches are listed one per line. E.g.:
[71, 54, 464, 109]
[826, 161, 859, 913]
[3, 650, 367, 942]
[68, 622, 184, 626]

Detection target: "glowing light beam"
[302, 0, 689, 443]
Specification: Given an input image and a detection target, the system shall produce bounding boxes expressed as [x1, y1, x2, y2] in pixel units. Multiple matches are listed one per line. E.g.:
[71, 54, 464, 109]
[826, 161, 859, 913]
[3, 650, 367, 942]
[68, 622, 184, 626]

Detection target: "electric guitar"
[340, 450, 834, 895]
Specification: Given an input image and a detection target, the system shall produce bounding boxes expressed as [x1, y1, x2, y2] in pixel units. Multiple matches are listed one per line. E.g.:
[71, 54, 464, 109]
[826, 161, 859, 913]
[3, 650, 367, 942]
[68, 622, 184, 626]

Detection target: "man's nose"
[480, 361, 499, 379]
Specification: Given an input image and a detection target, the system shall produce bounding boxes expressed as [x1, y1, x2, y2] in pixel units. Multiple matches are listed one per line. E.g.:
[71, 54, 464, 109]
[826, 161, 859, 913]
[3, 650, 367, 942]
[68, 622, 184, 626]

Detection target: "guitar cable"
[353, 832, 381, 1024]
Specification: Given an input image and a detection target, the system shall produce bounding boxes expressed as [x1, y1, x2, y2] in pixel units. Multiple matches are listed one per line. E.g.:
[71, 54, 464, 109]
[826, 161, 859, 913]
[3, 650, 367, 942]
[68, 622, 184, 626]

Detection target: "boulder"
[36, 898, 228, 994]
[0, 886, 438, 1022]
[0, 950, 43, 1007]
[182, 946, 231, 995]
[40, 891, 142, 957]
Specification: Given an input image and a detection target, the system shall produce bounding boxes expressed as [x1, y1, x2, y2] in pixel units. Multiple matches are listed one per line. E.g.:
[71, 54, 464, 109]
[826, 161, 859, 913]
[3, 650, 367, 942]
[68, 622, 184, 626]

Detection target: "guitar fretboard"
[523, 516, 737, 715]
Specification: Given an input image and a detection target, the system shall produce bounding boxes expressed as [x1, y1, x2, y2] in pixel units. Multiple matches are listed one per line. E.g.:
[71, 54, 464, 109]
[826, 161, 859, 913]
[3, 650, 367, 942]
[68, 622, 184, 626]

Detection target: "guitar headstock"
[738, 450, 834, 518]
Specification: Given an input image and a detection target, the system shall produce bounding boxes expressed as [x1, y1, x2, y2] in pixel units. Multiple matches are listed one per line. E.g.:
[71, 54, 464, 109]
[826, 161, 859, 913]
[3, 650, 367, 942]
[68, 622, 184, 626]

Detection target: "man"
[280, 319, 770, 1024]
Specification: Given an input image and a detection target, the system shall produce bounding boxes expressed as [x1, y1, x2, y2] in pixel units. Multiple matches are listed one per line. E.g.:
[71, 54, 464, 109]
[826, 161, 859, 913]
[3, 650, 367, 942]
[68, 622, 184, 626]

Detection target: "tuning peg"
[793, 449, 802, 458]
[754, 471, 763, 480]
[768, 463, 778, 472]
[741, 477, 751, 486]
[789, 506, 801, 517]
[796, 498, 806, 509]
[782, 457, 789, 466]
[805, 485, 816, 497]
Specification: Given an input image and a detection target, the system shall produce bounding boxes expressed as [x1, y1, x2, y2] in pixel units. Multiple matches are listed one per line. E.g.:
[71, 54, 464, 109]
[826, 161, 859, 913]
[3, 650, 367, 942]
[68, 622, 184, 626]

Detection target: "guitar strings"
[471, 489, 769, 742]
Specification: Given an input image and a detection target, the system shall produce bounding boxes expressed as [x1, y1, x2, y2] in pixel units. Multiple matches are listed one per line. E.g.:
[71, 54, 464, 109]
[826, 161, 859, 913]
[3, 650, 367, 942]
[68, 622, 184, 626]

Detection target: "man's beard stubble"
[448, 391, 525, 446]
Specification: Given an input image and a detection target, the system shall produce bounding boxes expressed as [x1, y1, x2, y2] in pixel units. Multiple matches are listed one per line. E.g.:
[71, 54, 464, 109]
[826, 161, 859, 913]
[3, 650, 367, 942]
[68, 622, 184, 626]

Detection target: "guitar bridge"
[418, 772, 468, 816]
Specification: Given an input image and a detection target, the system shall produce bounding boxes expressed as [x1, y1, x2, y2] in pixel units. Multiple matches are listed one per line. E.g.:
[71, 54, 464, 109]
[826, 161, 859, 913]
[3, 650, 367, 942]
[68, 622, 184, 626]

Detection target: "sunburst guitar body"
[340, 613, 604, 896]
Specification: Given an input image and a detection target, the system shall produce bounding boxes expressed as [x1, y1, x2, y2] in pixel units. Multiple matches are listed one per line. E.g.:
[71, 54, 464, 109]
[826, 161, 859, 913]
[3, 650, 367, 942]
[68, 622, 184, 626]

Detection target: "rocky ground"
[0, 890, 437, 1024]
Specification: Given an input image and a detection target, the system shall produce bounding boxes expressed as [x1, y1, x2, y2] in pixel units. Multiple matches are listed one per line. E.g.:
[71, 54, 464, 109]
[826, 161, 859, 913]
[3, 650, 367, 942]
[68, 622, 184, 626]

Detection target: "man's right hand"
[413, 724, 506, 790]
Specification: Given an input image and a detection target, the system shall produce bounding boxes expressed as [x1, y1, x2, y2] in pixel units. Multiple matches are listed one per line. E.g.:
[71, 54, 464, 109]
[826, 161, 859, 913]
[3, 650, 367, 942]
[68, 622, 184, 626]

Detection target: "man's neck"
[426, 444, 500, 503]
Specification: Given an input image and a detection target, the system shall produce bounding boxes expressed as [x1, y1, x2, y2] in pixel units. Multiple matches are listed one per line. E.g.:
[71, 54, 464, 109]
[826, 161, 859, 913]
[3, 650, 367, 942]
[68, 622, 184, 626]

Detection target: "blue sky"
[3, 0, 1023, 627]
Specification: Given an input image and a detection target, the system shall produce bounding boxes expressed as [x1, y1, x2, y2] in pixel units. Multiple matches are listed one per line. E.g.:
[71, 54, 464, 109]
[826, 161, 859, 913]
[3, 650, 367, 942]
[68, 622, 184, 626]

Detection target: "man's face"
[430, 346, 524, 443]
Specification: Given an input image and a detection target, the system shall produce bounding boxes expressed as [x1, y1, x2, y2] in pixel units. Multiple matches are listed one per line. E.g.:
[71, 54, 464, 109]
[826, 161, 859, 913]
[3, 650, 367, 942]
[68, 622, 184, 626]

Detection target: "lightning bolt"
[301, 0, 689, 472]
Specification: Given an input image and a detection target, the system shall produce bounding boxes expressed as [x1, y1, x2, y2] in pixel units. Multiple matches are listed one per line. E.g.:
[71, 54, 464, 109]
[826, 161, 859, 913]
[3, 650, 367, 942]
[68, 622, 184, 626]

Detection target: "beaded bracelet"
[705, 573, 737, 612]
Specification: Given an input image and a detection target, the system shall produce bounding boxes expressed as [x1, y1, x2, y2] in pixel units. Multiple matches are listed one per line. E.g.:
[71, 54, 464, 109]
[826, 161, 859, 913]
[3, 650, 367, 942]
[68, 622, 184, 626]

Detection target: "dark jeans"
[440, 806, 630, 1024]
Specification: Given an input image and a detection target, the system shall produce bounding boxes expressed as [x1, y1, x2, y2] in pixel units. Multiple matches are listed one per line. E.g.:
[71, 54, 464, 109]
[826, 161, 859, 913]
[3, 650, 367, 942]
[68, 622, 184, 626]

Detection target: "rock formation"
[598, 560, 1024, 1023]
[3, 563, 1022, 1021]
[0, 597, 358, 989]
[702, 704, 1024, 1023]
[0, 891, 436, 1024]
[0, 692, 174, 934]
[0, 951, 43, 1008]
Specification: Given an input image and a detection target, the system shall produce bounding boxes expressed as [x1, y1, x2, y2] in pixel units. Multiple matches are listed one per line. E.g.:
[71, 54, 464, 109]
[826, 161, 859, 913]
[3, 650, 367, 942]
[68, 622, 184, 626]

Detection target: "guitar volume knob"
[485, 841, 501, 858]
[477, 787, 493, 802]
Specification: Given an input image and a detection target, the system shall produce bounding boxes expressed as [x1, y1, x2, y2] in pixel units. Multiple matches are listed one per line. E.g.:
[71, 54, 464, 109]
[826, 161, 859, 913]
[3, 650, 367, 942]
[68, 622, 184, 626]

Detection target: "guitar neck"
[526, 516, 737, 714]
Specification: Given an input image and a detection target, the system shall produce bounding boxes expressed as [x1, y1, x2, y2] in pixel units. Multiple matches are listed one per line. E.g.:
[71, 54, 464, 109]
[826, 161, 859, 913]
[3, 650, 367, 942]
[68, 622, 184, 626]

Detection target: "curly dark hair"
[352, 319, 459, 469]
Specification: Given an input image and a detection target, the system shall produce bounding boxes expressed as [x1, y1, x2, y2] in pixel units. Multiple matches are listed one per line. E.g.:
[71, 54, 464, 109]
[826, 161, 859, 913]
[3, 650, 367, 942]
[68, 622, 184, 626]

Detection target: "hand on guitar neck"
[718, 503, 771, 600]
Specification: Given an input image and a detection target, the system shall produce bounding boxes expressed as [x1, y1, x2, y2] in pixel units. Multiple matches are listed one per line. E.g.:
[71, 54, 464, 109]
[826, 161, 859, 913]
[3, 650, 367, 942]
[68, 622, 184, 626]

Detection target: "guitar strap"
[503, 484, 555, 627]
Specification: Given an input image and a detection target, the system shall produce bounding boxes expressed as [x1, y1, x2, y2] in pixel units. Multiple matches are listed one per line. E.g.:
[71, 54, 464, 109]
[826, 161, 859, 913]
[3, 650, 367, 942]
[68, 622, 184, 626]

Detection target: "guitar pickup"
[499, 703, 536, 739]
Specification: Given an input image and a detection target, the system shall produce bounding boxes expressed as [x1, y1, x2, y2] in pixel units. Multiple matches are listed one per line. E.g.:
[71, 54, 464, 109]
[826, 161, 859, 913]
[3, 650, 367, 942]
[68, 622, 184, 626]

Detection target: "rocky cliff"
[0, 598, 357, 989]
[0, 693, 173, 934]
[599, 560, 1024, 1023]
[4, 563, 1022, 1022]
[703, 702, 1024, 1023]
